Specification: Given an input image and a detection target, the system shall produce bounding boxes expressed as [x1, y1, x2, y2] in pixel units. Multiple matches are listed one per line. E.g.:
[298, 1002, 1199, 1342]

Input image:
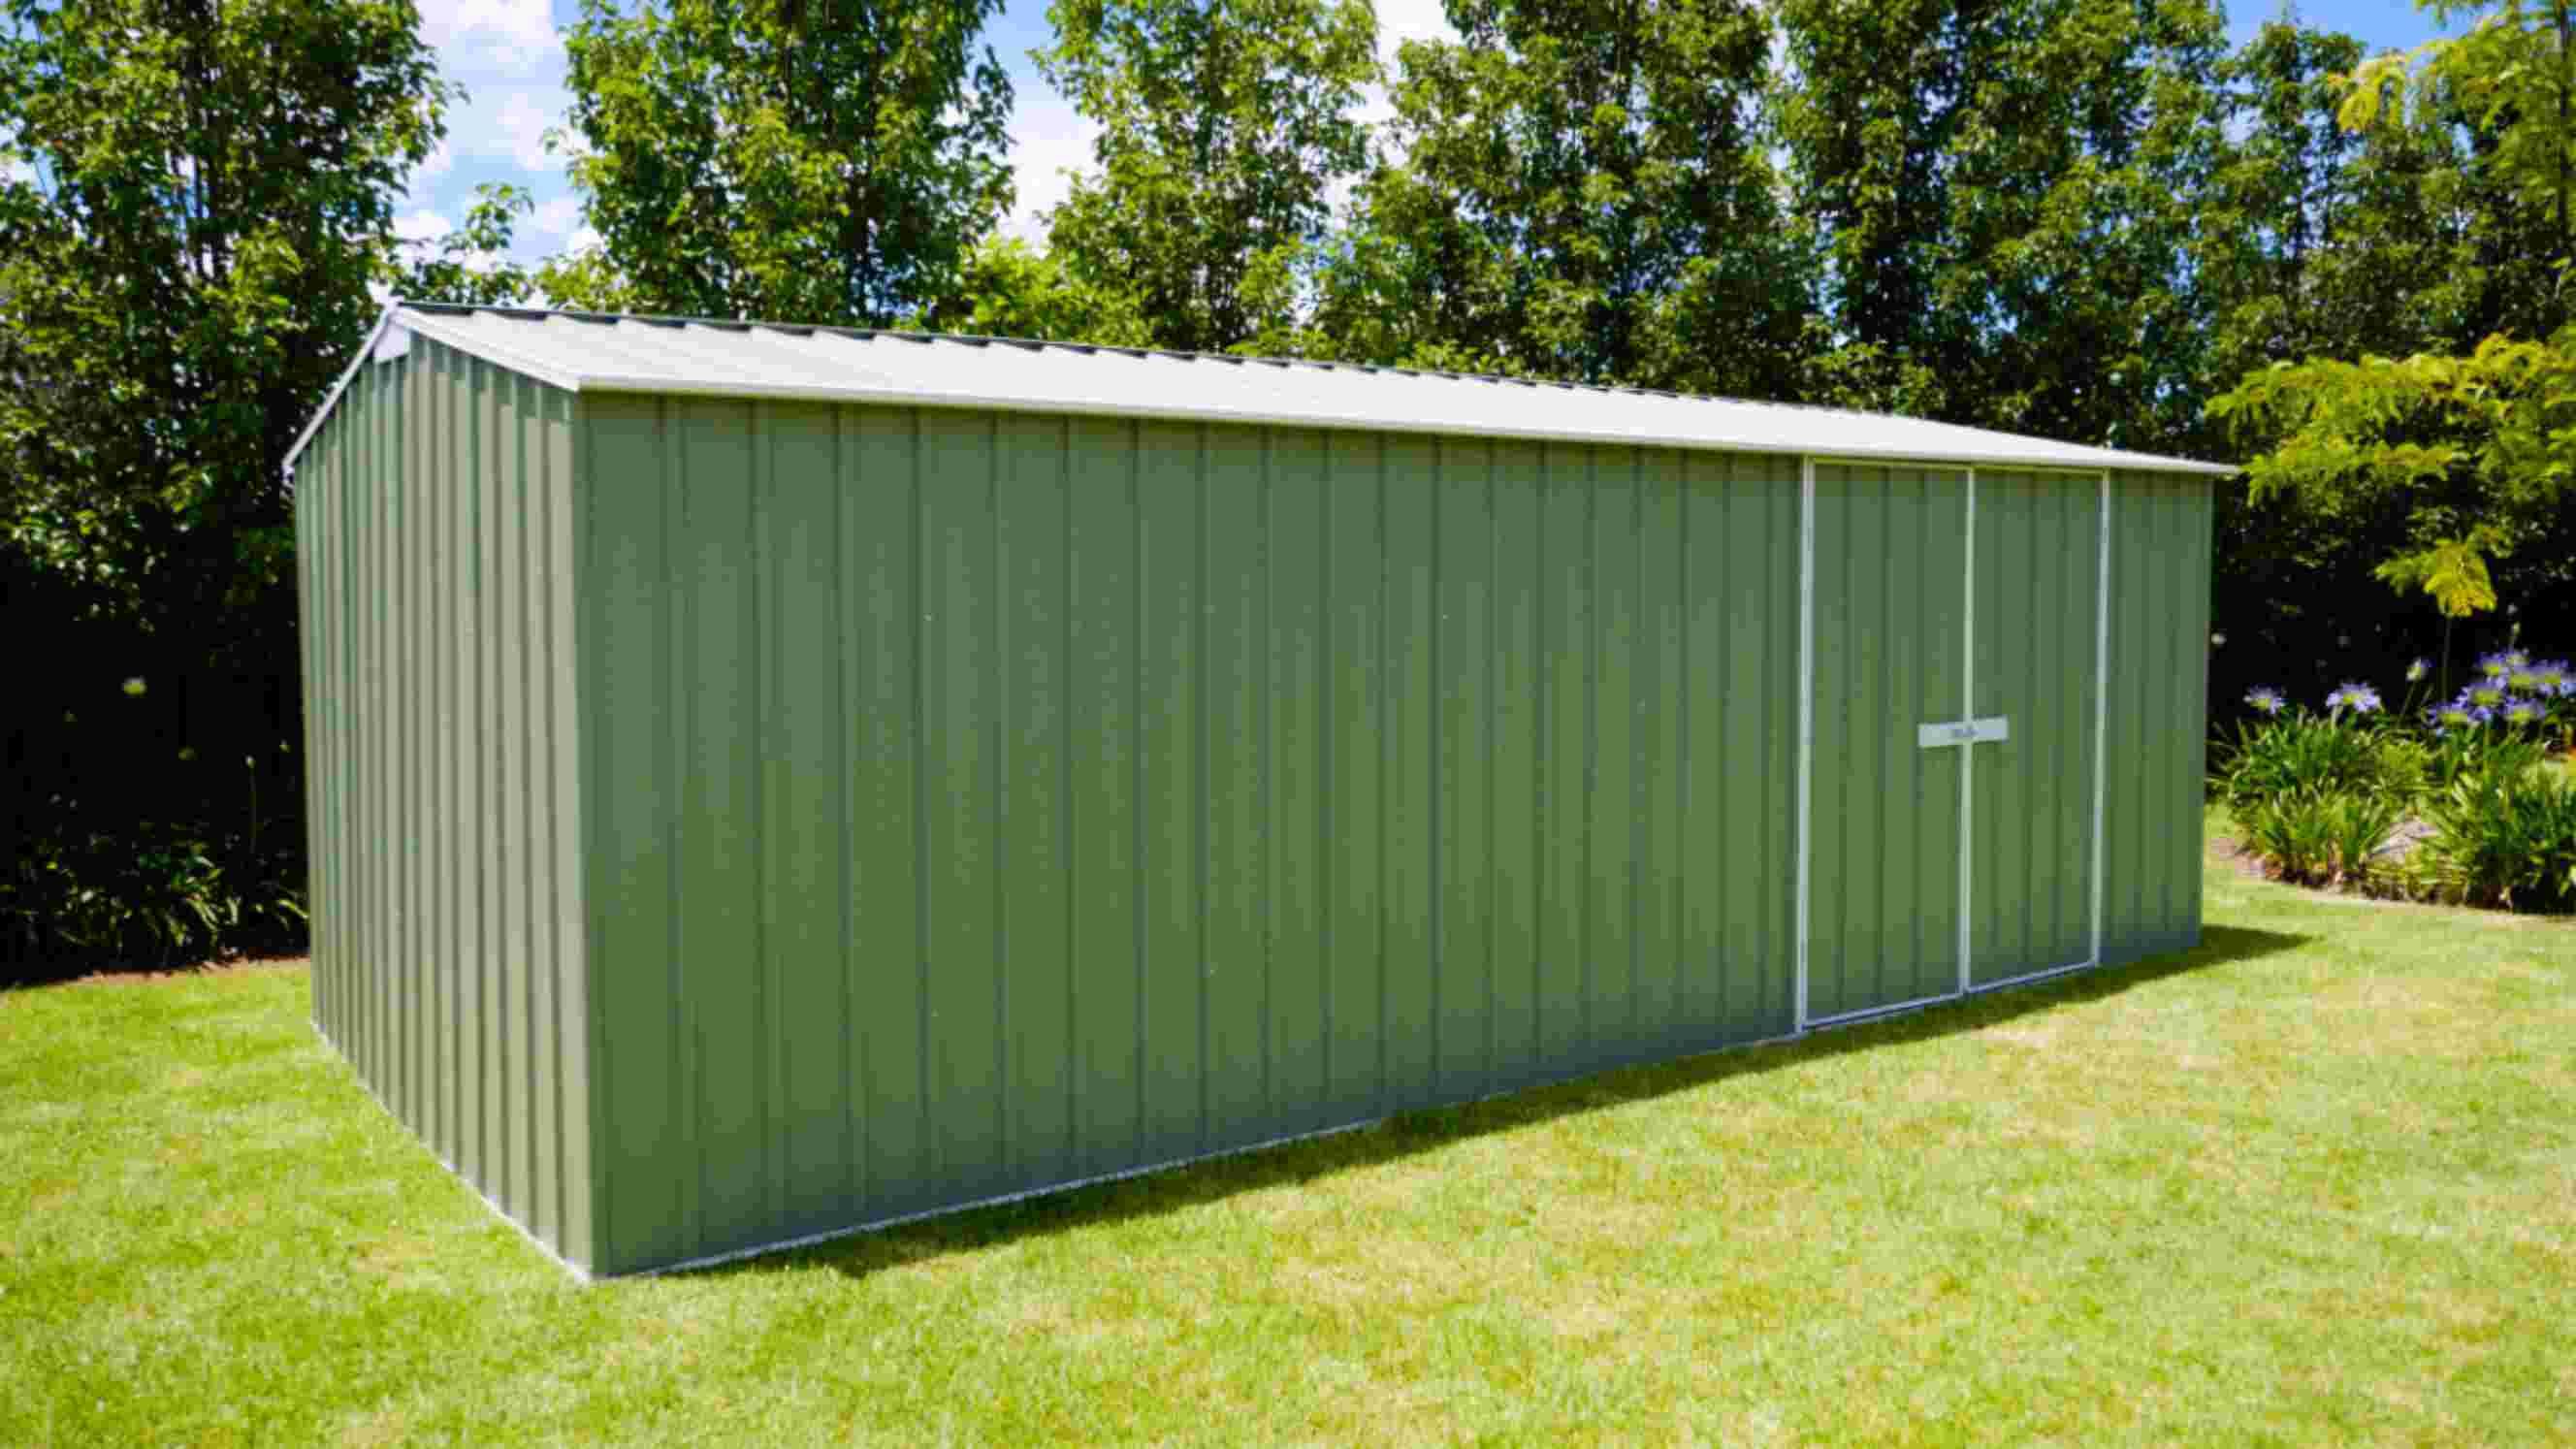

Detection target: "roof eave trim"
[391, 306, 595, 393]
[280, 302, 405, 478]
[569, 372, 2240, 477]
[359, 304, 2241, 479]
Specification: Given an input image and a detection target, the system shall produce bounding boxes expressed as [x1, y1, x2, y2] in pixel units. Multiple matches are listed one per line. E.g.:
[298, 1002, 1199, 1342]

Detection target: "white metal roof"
[285, 302, 2238, 477]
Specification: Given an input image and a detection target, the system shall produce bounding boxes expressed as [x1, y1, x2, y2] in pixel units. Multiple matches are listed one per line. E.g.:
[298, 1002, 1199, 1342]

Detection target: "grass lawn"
[4, 816, 2571, 1445]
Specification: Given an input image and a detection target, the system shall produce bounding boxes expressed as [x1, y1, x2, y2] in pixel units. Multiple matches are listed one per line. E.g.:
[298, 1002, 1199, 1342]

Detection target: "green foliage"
[544, 0, 1015, 326]
[3, 819, 306, 979]
[2210, 333, 2576, 616]
[1034, 0, 1376, 355]
[2207, 0, 2576, 616]
[0, 0, 447, 619]
[2214, 710, 2392, 812]
[2425, 726, 2553, 794]
[2419, 763, 2576, 911]
[2342, 0, 2576, 242]
[1770, 0, 2227, 443]
[914, 236, 1152, 345]
[2239, 788, 2405, 886]
[2219, 655, 2576, 911]
[1319, 0, 1808, 393]
[389, 182, 537, 307]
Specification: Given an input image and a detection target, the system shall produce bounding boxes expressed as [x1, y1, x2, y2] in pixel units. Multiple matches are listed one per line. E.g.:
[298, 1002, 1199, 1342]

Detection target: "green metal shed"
[287, 301, 2232, 1277]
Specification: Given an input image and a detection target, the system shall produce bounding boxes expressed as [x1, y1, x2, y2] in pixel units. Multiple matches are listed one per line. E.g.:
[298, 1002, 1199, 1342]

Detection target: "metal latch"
[1916, 716, 2010, 748]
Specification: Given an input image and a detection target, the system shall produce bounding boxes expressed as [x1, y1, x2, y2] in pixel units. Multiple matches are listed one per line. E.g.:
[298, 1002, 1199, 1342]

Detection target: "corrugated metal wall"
[297, 337, 596, 1269]
[578, 397, 1806, 1274]
[1805, 464, 1970, 1020]
[2099, 469, 2212, 964]
[301, 352, 2211, 1277]
[1971, 468, 2103, 985]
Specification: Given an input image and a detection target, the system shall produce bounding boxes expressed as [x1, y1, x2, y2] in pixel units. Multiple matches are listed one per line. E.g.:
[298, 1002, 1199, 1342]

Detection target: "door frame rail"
[1793, 464, 2118, 1030]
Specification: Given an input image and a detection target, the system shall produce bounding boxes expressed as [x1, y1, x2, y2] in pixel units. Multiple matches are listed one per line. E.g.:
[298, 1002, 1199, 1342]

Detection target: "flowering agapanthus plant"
[2245, 687, 2287, 715]
[2324, 683, 2382, 716]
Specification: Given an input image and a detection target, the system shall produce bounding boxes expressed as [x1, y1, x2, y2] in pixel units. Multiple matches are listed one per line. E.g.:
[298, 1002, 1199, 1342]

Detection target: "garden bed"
[2215, 650, 2576, 914]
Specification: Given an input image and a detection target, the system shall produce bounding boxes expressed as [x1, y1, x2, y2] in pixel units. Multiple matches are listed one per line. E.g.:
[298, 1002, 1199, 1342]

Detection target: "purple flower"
[2406, 658, 2431, 683]
[2325, 683, 2381, 716]
[2245, 687, 2288, 716]
[2468, 683, 2508, 710]
[2504, 700, 2542, 726]
[2431, 704, 2477, 733]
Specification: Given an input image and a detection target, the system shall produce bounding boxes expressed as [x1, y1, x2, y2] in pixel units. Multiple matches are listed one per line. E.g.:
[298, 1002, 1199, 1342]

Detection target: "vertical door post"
[1794, 457, 1816, 1030]
[2089, 469, 2111, 967]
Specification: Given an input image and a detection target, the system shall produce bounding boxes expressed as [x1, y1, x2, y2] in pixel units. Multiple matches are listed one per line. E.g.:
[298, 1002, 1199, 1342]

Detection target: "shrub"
[2239, 788, 2405, 887]
[2418, 766, 2576, 913]
[0, 820, 306, 982]
[2214, 708, 2394, 813]
[2215, 658, 2576, 912]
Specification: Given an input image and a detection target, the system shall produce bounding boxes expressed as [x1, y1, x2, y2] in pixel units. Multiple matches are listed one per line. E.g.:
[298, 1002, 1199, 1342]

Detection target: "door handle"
[1916, 716, 2010, 748]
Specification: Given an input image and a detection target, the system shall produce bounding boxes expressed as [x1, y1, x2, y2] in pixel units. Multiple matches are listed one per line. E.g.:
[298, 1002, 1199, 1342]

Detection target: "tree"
[1317, 0, 1810, 395]
[390, 183, 538, 308]
[0, 0, 446, 623]
[913, 236, 1152, 345]
[1034, 0, 1378, 355]
[1772, 0, 2228, 445]
[2211, 0, 2576, 618]
[543, 0, 1015, 327]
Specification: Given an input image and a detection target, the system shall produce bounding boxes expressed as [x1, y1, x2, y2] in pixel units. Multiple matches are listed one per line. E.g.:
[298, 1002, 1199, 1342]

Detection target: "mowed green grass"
[3, 819, 2571, 1445]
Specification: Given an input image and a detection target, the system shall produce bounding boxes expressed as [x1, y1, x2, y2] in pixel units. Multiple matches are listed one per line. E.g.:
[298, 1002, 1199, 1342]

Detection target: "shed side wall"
[298, 338, 596, 1270]
[579, 397, 1803, 1275]
[2099, 469, 2212, 965]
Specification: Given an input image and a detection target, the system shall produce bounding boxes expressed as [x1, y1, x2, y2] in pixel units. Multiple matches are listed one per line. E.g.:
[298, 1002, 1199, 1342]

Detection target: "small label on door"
[1916, 717, 2011, 748]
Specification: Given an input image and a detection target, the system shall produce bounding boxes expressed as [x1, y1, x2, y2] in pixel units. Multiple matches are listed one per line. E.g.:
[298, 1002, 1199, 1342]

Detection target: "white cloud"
[566, 226, 601, 254]
[417, 0, 563, 77]
[433, 84, 571, 175]
[1374, 0, 1461, 64]
[1003, 94, 1099, 243]
[393, 209, 454, 244]
[529, 193, 584, 243]
[492, 88, 569, 172]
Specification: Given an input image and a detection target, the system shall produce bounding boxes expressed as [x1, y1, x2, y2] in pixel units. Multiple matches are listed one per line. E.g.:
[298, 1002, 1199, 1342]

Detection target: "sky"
[406, 0, 2470, 274]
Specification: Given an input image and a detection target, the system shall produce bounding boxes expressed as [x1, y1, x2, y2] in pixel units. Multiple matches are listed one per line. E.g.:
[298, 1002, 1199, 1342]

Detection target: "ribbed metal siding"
[1970, 468, 2102, 984]
[1805, 464, 1970, 1020]
[297, 338, 595, 1270]
[579, 397, 1804, 1274]
[2100, 469, 2211, 964]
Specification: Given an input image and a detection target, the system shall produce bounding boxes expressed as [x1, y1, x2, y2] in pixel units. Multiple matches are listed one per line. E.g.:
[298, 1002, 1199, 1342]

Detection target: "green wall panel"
[2100, 470, 2211, 965]
[569, 400, 1807, 1274]
[1807, 464, 1968, 1020]
[297, 337, 596, 1272]
[1971, 469, 2102, 985]
[306, 352, 2205, 1278]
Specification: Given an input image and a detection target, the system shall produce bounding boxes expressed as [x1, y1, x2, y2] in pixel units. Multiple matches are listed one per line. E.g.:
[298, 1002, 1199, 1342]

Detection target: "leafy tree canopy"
[1035, 0, 1378, 355]
[1318, 0, 1807, 396]
[914, 235, 1152, 346]
[1772, 0, 2229, 445]
[542, 0, 1016, 327]
[2211, 0, 2574, 617]
[0, 0, 446, 629]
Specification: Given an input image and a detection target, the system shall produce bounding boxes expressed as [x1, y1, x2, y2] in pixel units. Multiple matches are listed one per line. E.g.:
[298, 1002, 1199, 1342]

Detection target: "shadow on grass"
[703, 925, 2310, 1283]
